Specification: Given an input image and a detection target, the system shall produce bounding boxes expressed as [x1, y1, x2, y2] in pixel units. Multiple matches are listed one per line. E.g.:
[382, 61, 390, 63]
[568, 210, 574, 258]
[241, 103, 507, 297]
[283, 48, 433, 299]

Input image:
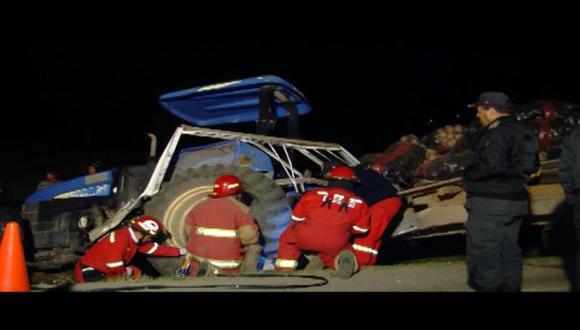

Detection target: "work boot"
[304, 254, 325, 272]
[240, 244, 261, 274]
[195, 259, 219, 277]
[195, 259, 210, 277]
[333, 250, 359, 279]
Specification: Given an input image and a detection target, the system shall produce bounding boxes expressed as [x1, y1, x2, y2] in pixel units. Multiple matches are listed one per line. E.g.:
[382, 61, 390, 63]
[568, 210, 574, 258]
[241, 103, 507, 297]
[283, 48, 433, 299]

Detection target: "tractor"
[19, 75, 361, 274]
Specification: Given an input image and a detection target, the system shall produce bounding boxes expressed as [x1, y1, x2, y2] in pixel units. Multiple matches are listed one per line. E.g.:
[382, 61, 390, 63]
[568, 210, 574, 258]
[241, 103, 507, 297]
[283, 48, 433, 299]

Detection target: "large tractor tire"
[143, 164, 291, 275]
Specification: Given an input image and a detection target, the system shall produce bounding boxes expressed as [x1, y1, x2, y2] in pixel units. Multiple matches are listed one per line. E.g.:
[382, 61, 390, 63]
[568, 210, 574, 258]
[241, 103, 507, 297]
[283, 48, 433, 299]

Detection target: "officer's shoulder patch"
[488, 120, 501, 130]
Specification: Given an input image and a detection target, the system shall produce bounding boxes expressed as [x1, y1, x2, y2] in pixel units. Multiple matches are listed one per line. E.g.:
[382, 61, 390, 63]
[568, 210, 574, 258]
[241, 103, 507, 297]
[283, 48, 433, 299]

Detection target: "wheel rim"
[162, 185, 213, 247]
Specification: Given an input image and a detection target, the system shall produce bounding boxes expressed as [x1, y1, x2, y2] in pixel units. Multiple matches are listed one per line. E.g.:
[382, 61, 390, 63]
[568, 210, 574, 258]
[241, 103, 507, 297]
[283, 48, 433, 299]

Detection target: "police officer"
[36, 170, 61, 191]
[559, 126, 580, 291]
[463, 92, 539, 292]
[87, 161, 104, 175]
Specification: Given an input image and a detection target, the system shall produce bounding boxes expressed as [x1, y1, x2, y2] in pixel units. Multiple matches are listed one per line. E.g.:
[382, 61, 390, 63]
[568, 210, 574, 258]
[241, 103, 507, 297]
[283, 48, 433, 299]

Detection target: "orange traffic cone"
[0, 222, 30, 292]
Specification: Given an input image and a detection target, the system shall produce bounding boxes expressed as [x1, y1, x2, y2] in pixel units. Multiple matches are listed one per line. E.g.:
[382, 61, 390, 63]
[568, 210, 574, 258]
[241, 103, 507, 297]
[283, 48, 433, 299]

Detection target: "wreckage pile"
[362, 100, 580, 188]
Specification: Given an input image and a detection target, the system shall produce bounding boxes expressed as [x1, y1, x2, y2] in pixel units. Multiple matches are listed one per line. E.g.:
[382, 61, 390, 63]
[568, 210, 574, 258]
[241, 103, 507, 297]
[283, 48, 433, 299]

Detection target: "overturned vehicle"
[20, 76, 362, 272]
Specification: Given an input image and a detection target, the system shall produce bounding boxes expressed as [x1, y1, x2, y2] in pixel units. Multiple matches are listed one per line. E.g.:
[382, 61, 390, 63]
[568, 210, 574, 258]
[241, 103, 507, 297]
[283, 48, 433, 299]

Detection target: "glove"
[176, 255, 191, 278]
[179, 248, 188, 256]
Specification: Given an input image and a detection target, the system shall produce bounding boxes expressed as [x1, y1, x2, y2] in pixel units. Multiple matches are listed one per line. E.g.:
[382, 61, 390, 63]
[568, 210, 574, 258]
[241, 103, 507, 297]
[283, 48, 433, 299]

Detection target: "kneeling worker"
[75, 215, 187, 283]
[276, 165, 370, 279]
[184, 175, 260, 276]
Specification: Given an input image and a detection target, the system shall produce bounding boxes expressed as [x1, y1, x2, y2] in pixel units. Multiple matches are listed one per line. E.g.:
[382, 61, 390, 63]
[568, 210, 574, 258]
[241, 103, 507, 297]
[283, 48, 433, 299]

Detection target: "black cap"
[90, 160, 104, 168]
[467, 91, 512, 112]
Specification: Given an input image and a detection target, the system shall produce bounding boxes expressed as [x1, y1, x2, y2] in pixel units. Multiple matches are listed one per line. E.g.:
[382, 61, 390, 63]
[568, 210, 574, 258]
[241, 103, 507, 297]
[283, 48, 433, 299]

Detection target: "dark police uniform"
[463, 115, 539, 292]
[559, 126, 580, 291]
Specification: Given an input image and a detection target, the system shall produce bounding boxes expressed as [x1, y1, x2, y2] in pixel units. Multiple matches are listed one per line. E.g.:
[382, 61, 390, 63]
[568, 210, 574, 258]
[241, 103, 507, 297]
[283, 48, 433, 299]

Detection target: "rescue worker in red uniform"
[352, 164, 402, 266]
[184, 175, 260, 276]
[276, 165, 370, 279]
[75, 216, 186, 283]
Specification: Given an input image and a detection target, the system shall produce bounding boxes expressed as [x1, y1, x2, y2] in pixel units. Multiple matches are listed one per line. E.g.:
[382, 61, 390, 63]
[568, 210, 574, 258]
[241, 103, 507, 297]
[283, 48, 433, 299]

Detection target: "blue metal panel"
[159, 75, 311, 126]
[25, 171, 114, 203]
[231, 139, 273, 173]
[177, 140, 232, 155]
[177, 139, 274, 173]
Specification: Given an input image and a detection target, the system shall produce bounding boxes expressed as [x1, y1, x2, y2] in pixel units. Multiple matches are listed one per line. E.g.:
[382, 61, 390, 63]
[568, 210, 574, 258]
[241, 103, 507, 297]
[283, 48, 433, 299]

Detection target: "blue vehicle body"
[25, 75, 304, 203]
[25, 171, 114, 203]
[159, 75, 311, 126]
[26, 75, 302, 204]
[175, 139, 274, 174]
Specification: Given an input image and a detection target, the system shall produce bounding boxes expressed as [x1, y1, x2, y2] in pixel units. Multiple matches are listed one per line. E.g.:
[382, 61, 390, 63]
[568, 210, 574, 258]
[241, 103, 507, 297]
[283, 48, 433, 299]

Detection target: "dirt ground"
[30, 255, 573, 292]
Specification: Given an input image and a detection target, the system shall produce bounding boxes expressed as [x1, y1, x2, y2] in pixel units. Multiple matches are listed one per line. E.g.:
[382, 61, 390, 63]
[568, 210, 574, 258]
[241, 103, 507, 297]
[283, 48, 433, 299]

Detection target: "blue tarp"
[159, 75, 311, 126]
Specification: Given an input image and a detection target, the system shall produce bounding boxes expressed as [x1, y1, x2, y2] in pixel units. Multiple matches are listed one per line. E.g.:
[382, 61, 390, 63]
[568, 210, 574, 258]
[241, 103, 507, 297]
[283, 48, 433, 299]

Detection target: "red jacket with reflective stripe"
[291, 187, 370, 252]
[185, 196, 258, 262]
[79, 226, 181, 276]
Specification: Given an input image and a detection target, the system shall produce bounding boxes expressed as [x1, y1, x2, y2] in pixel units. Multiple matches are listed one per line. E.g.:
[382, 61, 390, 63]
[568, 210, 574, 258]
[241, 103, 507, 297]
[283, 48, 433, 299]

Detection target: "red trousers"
[277, 225, 354, 270]
[75, 261, 142, 283]
[353, 197, 402, 266]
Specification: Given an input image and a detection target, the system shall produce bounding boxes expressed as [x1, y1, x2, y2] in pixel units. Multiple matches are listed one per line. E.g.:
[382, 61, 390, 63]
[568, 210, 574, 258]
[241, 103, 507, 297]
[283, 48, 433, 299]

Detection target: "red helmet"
[211, 175, 242, 198]
[324, 165, 357, 181]
[130, 216, 164, 236]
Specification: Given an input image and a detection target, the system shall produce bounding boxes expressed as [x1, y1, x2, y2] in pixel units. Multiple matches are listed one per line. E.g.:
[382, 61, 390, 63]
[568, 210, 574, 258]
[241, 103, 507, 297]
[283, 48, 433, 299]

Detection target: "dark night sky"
[1, 37, 580, 200]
